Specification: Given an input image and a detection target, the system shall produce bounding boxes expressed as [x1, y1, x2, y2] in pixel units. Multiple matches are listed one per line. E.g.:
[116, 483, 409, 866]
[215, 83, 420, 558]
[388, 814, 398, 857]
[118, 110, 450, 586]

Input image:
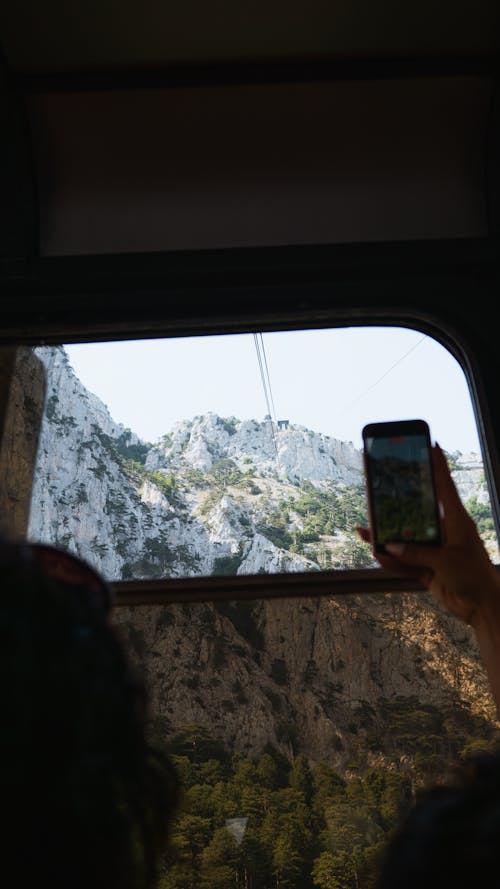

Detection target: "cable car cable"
[253, 333, 279, 459]
[336, 335, 427, 418]
[258, 333, 277, 424]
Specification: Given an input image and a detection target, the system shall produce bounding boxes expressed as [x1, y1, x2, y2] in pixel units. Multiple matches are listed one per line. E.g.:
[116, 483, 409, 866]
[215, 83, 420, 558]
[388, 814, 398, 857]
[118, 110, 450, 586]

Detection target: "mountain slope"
[28, 347, 374, 578]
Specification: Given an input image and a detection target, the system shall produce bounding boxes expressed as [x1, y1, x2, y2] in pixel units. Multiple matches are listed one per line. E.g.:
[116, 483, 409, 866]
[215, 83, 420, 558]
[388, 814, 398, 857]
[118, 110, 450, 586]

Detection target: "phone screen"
[363, 421, 441, 550]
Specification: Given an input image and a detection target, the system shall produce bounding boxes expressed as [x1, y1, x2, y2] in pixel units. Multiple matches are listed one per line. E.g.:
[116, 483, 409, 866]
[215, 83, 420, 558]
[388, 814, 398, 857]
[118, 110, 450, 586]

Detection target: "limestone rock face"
[146, 411, 363, 485]
[115, 591, 496, 767]
[453, 453, 489, 503]
[26, 347, 371, 580]
[0, 348, 46, 539]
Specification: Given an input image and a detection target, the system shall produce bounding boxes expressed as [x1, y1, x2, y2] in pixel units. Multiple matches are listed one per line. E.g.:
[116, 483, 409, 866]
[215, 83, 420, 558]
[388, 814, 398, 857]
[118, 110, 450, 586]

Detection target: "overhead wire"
[253, 333, 279, 459]
[254, 331, 425, 458]
[336, 335, 427, 417]
[258, 333, 278, 423]
[253, 334, 272, 418]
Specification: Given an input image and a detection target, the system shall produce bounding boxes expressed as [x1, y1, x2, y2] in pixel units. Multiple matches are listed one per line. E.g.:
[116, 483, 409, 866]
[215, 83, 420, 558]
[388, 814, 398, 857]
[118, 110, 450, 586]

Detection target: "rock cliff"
[28, 346, 370, 579]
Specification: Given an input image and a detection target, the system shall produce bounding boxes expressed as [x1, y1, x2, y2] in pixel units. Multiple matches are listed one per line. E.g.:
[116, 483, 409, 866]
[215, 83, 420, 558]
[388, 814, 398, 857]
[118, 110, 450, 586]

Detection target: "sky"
[64, 325, 481, 456]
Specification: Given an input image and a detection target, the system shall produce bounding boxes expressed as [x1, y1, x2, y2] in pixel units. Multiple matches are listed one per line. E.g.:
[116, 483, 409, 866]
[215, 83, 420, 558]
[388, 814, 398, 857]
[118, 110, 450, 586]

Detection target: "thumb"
[385, 542, 441, 568]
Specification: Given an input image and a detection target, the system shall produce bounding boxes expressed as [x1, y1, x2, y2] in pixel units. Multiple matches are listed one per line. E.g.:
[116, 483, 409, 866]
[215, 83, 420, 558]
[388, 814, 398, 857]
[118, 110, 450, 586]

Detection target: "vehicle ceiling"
[0, 1, 498, 385]
[0, 1, 498, 72]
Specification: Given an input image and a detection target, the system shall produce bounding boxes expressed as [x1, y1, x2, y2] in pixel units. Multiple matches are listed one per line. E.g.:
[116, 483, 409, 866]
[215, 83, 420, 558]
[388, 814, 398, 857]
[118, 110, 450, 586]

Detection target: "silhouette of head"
[376, 751, 500, 889]
[0, 540, 179, 889]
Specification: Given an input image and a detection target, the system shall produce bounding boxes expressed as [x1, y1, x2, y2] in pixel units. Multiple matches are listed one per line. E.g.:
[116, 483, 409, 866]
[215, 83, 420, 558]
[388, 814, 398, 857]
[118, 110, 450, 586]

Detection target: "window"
[26, 326, 498, 580]
[6, 323, 499, 888]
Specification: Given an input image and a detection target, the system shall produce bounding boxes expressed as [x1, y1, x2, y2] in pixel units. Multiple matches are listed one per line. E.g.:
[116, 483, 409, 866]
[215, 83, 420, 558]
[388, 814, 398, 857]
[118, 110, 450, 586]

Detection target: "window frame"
[1, 239, 499, 605]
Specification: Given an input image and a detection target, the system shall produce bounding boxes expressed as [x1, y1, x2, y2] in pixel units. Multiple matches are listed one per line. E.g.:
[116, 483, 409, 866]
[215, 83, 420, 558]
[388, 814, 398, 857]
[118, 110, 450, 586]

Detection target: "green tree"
[210, 780, 236, 822]
[210, 458, 242, 489]
[256, 751, 280, 790]
[174, 813, 212, 863]
[232, 756, 257, 789]
[333, 533, 372, 568]
[289, 753, 314, 805]
[162, 815, 211, 889]
[273, 833, 304, 888]
[465, 493, 495, 535]
[312, 849, 358, 889]
[186, 783, 216, 820]
[312, 762, 346, 814]
[198, 758, 228, 785]
[239, 783, 267, 820]
[241, 830, 271, 889]
[200, 827, 240, 889]
[313, 850, 347, 889]
[170, 754, 195, 788]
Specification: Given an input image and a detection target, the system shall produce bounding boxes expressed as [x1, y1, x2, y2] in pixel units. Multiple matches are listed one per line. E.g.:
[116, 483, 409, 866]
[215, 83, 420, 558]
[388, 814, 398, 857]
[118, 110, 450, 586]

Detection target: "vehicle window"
[7, 324, 499, 888]
[26, 326, 499, 578]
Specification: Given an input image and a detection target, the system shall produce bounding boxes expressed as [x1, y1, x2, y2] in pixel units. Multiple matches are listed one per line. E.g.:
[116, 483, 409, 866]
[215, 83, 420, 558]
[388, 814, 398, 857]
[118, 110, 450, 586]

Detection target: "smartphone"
[362, 419, 442, 553]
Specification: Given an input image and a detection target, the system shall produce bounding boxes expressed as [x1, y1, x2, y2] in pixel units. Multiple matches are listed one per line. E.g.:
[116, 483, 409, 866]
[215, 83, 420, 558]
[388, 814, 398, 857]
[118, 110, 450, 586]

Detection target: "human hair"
[0, 541, 179, 889]
[376, 751, 500, 889]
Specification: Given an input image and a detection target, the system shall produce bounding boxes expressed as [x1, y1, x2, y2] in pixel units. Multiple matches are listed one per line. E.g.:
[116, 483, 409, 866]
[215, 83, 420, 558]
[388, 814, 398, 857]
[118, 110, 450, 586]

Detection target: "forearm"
[470, 570, 500, 717]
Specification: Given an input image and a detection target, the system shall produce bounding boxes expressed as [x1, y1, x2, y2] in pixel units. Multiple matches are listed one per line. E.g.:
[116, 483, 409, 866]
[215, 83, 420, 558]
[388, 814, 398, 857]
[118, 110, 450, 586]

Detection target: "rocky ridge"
[28, 346, 369, 580]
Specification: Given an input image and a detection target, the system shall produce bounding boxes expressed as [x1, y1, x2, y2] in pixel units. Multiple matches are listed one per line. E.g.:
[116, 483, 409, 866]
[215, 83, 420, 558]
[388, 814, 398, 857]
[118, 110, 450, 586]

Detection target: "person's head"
[376, 751, 500, 889]
[0, 539, 179, 889]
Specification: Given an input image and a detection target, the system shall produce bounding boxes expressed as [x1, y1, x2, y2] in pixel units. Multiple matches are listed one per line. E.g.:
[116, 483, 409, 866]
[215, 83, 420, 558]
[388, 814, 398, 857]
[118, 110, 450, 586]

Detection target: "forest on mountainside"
[156, 713, 500, 889]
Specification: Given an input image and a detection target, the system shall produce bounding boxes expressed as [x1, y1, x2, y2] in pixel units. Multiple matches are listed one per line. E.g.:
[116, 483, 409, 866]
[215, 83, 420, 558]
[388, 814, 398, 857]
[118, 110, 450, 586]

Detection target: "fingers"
[356, 525, 428, 579]
[385, 541, 442, 569]
[433, 443, 466, 515]
[433, 443, 484, 547]
[355, 524, 436, 567]
[355, 525, 371, 544]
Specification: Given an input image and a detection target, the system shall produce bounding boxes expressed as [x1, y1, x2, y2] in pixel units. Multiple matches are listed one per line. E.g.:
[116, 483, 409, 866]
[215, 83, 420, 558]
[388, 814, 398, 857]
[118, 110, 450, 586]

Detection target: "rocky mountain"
[28, 346, 370, 580]
[25, 345, 500, 772]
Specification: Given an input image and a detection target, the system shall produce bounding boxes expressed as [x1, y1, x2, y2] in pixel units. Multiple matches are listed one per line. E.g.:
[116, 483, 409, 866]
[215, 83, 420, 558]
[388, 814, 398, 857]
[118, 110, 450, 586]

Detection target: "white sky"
[65, 326, 481, 456]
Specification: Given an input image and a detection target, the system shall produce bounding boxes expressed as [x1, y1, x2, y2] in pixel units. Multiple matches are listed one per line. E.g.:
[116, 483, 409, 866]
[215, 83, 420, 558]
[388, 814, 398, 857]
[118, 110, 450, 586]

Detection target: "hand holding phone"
[362, 419, 442, 554]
